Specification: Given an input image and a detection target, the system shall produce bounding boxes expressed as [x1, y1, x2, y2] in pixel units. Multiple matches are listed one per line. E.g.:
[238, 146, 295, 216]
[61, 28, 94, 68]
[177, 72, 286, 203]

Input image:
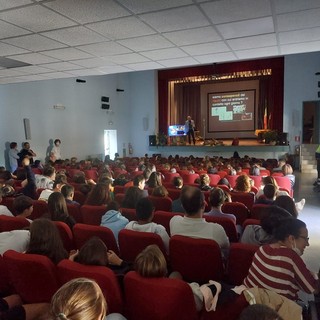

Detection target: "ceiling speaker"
[101, 104, 110, 110]
[101, 96, 109, 102]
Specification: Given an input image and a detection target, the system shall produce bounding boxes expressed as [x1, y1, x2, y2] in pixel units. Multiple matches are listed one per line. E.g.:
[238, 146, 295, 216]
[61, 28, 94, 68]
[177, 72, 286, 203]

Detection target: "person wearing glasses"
[243, 218, 319, 302]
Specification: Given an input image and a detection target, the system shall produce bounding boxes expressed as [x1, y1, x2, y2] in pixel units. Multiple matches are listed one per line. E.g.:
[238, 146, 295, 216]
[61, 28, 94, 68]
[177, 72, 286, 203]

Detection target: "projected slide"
[208, 90, 256, 132]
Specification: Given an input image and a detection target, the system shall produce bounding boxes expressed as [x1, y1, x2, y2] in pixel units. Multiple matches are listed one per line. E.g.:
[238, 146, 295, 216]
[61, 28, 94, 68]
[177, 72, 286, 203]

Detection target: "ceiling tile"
[87, 16, 156, 40]
[277, 9, 320, 32]
[0, 5, 77, 32]
[181, 42, 230, 56]
[0, 77, 25, 84]
[0, 42, 29, 55]
[118, 0, 192, 14]
[12, 65, 52, 74]
[159, 56, 199, 68]
[77, 42, 131, 57]
[274, 0, 320, 14]
[0, 20, 31, 39]
[217, 17, 274, 39]
[0, 68, 25, 77]
[67, 69, 105, 76]
[39, 61, 83, 71]
[141, 47, 189, 60]
[279, 27, 320, 45]
[163, 26, 221, 46]
[227, 33, 277, 50]
[235, 46, 279, 59]
[41, 26, 108, 46]
[16, 74, 49, 82]
[139, 5, 209, 32]
[8, 52, 59, 64]
[70, 57, 115, 68]
[118, 35, 173, 52]
[108, 53, 150, 64]
[3, 34, 66, 51]
[41, 71, 74, 79]
[44, 0, 131, 24]
[124, 61, 164, 71]
[280, 41, 320, 55]
[0, 0, 32, 10]
[201, 0, 271, 24]
[98, 65, 134, 74]
[40, 47, 93, 60]
[194, 52, 237, 64]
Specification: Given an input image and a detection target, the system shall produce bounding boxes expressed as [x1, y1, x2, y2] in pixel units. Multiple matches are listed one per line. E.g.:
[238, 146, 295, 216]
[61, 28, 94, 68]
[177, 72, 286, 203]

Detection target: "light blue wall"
[1, 52, 320, 167]
[284, 51, 320, 149]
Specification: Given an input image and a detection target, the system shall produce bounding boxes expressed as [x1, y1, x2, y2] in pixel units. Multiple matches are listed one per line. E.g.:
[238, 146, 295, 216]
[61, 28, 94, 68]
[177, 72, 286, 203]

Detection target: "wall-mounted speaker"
[149, 135, 156, 146]
[23, 118, 31, 140]
[101, 96, 109, 102]
[278, 132, 288, 145]
[101, 104, 110, 110]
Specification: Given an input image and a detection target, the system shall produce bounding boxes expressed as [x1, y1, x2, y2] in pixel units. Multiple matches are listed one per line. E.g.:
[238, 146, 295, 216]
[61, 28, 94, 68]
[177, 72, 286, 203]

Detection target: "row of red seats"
[0, 240, 256, 320]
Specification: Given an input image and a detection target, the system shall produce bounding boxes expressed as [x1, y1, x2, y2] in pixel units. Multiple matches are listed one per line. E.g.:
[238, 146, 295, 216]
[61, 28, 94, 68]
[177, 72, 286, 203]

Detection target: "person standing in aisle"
[185, 115, 196, 145]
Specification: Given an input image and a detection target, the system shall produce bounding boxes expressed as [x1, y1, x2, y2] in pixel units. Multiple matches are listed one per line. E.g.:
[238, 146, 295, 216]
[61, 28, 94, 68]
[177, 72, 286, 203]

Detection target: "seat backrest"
[148, 195, 172, 212]
[167, 188, 181, 201]
[260, 169, 270, 176]
[120, 207, 136, 221]
[180, 173, 200, 185]
[0, 215, 30, 232]
[273, 176, 292, 196]
[83, 169, 98, 181]
[221, 202, 249, 226]
[115, 193, 126, 207]
[227, 242, 259, 285]
[207, 174, 221, 186]
[113, 185, 126, 195]
[153, 211, 183, 235]
[3, 250, 59, 303]
[66, 203, 82, 223]
[118, 229, 166, 263]
[162, 172, 180, 183]
[0, 254, 11, 296]
[204, 215, 238, 242]
[242, 218, 260, 229]
[73, 191, 87, 206]
[80, 205, 106, 225]
[229, 191, 255, 210]
[53, 221, 74, 252]
[30, 200, 48, 220]
[124, 271, 198, 320]
[250, 204, 270, 220]
[1, 196, 15, 212]
[73, 223, 119, 254]
[57, 259, 123, 314]
[169, 235, 224, 284]
[249, 175, 262, 189]
[225, 175, 240, 188]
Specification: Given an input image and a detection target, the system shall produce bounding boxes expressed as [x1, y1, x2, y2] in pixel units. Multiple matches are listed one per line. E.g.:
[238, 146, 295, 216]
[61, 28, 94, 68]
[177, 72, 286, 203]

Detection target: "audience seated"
[73, 237, 131, 276]
[61, 184, 80, 206]
[152, 185, 169, 197]
[125, 198, 169, 253]
[85, 183, 112, 206]
[255, 184, 276, 205]
[12, 195, 33, 222]
[0, 189, 13, 216]
[38, 173, 67, 202]
[0, 229, 30, 255]
[243, 218, 319, 301]
[233, 175, 253, 193]
[170, 186, 229, 258]
[26, 218, 69, 264]
[273, 195, 298, 218]
[199, 174, 213, 191]
[47, 192, 76, 230]
[121, 186, 144, 209]
[100, 201, 129, 242]
[35, 165, 56, 189]
[240, 206, 291, 246]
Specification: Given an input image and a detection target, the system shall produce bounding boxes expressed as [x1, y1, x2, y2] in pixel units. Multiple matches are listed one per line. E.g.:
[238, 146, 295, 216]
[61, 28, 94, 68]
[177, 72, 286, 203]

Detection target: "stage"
[149, 139, 290, 159]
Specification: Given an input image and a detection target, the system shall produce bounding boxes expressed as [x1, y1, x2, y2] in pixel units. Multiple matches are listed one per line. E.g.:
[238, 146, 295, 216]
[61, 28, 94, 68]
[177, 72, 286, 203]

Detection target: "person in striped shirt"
[243, 218, 319, 301]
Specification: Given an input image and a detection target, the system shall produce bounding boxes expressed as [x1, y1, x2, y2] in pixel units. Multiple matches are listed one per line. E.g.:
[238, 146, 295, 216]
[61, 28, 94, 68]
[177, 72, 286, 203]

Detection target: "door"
[104, 130, 117, 160]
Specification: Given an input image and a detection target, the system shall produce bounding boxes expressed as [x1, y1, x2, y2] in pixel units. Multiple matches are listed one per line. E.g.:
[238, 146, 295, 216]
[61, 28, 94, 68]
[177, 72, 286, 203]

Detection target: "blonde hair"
[50, 278, 107, 320]
[234, 175, 251, 192]
[134, 245, 167, 278]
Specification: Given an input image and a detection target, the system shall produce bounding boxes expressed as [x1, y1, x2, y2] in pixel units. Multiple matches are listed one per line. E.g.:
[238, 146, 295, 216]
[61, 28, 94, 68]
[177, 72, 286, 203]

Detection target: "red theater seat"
[170, 235, 224, 284]
[204, 215, 238, 242]
[148, 195, 172, 212]
[53, 221, 74, 252]
[3, 250, 59, 303]
[221, 202, 249, 226]
[153, 211, 183, 235]
[118, 229, 167, 263]
[57, 259, 123, 314]
[81, 205, 106, 225]
[124, 271, 199, 320]
[0, 215, 30, 232]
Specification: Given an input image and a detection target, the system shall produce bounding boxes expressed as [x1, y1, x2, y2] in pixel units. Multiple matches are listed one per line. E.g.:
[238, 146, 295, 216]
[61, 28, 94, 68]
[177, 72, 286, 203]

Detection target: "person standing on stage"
[185, 115, 196, 145]
[50, 139, 62, 162]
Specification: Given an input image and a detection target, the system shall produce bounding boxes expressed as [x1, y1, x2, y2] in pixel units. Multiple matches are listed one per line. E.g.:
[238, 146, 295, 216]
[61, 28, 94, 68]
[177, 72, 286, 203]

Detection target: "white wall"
[283, 52, 320, 149]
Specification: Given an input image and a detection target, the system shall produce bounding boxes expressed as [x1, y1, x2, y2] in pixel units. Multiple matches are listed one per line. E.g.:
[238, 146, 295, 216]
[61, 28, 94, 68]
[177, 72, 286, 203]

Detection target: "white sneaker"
[295, 198, 306, 212]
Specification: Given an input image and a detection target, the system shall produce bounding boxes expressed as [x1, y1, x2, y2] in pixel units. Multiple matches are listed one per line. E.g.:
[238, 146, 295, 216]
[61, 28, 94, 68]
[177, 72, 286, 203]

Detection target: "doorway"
[302, 101, 320, 144]
[104, 130, 117, 160]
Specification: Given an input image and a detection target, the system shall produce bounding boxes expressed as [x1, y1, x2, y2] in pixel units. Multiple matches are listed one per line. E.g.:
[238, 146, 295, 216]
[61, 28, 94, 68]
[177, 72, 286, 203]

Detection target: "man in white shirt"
[170, 186, 230, 258]
[0, 230, 30, 255]
[35, 165, 56, 189]
[125, 197, 170, 253]
[0, 190, 13, 216]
